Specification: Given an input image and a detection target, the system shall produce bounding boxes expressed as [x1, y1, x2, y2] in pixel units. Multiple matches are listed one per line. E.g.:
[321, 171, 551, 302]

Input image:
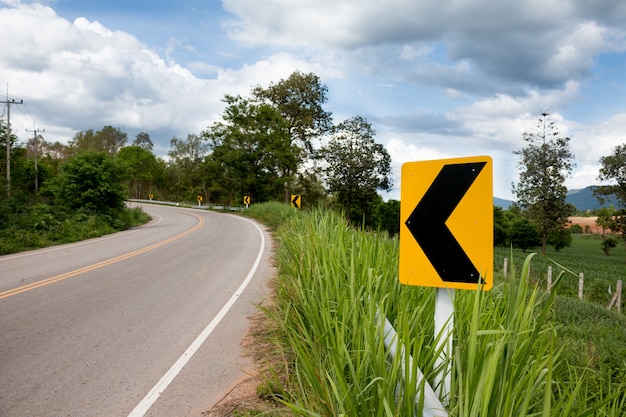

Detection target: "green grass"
[243, 204, 626, 416]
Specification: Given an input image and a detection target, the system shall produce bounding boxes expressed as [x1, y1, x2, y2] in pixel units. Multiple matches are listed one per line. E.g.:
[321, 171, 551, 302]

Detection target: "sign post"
[290, 194, 301, 209]
[399, 155, 493, 403]
[243, 195, 250, 208]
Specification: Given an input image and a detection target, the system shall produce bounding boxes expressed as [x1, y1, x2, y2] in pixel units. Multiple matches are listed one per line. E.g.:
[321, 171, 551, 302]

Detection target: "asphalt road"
[0, 204, 274, 417]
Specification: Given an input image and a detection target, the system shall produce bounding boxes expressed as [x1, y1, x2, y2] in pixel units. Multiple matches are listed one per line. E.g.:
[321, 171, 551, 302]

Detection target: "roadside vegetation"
[243, 203, 626, 416]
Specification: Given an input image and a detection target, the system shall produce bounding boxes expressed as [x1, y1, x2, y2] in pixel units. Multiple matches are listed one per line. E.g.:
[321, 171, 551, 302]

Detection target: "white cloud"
[224, 0, 626, 93]
[0, 2, 331, 152]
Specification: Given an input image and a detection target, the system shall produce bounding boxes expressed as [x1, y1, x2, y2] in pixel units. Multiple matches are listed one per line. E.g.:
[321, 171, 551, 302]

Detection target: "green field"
[494, 234, 626, 306]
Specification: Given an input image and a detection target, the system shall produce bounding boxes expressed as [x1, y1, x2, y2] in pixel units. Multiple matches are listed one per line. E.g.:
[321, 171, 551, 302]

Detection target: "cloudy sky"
[1, 0, 625, 200]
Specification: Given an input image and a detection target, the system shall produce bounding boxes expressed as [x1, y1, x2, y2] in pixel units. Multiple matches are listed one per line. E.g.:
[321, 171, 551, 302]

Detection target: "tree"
[117, 146, 163, 199]
[378, 199, 400, 237]
[509, 218, 540, 252]
[546, 226, 572, 252]
[203, 95, 297, 203]
[596, 144, 626, 238]
[133, 132, 154, 151]
[513, 113, 574, 254]
[70, 126, 127, 155]
[494, 206, 509, 246]
[320, 116, 392, 225]
[167, 133, 209, 201]
[253, 71, 333, 201]
[46, 151, 127, 215]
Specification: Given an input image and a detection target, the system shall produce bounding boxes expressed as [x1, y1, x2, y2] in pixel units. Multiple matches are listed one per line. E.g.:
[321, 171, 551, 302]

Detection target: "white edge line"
[127, 217, 266, 417]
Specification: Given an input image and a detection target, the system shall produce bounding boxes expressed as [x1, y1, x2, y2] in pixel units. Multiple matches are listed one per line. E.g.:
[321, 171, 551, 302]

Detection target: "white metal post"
[434, 288, 454, 404]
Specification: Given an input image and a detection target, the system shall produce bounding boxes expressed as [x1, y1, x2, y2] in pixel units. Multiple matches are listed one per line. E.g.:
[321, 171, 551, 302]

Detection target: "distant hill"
[493, 186, 620, 211]
[566, 186, 619, 211]
[494, 197, 514, 209]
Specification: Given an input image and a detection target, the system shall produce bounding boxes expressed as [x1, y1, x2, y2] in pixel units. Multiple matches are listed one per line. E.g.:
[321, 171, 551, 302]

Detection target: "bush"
[509, 218, 540, 251]
[547, 226, 572, 251]
[601, 236, 619, 256]
[569, 224, 583, 234]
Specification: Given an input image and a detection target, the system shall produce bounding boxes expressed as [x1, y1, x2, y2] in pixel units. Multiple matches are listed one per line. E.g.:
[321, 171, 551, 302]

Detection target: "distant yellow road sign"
[291, 195, 301, 208]
[399, 156, 493, 290]
[197, 195, 203, 202]
[243, 195, 251, 205]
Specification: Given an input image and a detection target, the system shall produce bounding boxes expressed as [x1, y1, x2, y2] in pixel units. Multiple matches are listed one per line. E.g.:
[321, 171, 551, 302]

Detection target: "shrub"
[601, 236, 619, 256]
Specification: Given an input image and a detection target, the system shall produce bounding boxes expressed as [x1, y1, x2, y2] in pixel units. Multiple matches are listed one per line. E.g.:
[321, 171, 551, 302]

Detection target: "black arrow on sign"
[405, 162, 486, 283]
[291, 195, 300, 208]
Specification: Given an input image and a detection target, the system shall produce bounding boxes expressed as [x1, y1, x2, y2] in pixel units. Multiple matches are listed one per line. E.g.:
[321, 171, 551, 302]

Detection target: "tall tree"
[203, 95, 297, 203]
[167, 133, 209, 201]
[595, 143, 626, 237]
[320, 116, 392, 225]
[46, 151, 127, 215]
[513, 112, 574, 254]
[70, 126, 127, 155]
[117, 146, 163, 199]
[133, 132, 154, 151]
[253, 71, 332, 201]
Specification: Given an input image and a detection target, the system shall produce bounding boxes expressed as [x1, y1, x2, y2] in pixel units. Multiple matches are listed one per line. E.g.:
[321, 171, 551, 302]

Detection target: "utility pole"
[2, 96, 24, 198]
[26, 127, 45, 193]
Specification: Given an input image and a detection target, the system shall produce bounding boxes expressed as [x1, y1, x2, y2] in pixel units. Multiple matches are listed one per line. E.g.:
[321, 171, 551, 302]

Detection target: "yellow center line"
[0, 213, 205, 300]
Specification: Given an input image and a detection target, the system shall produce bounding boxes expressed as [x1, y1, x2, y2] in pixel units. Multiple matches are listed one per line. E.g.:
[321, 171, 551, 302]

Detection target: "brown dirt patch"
[568, 217, 606, 234]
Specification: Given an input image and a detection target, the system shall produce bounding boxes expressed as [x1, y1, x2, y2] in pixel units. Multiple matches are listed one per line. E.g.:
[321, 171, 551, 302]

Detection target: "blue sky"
[2, 0, 626, 201]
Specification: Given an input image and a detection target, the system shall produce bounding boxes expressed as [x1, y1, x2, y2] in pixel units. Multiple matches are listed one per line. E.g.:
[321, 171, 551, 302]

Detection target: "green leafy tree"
[133, 132, 154, 151]
[203, 95, 297, 203]
[117, 146, 164, 199]
[546, 226, 572, 252]
[378, 199, 400, 237]
[509, 218, 540, 252]
[320, 116, 392, 225]
[45, 151, 127, 215]
[596, 143, 626, 206]
[70, 126, 127, 155]
[596, 144, 626, 239]
[253, 71, 332, 201]
[513, 112, 574, 254]
[596, 206, 617, 235]
[167, 133, 209, 201]
[601, 236, 619, 256]
[494, 206, 509, 246]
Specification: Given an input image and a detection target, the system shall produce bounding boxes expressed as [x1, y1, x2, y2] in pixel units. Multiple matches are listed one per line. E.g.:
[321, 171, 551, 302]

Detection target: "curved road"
[0, 204, 274, 417]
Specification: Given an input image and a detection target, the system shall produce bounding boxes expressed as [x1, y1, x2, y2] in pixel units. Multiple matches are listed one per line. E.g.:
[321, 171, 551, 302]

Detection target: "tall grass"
[264, 207, 624, 416]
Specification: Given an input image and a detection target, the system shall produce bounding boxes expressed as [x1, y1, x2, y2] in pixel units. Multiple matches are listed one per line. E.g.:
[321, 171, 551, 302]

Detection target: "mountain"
[494, 197, 514, 209]
[566, 186, 619, 211]
[493, 186, 619, 211]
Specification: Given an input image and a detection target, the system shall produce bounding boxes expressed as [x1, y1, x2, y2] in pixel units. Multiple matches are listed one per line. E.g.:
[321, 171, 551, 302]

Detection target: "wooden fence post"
[608, 280, 622, 313]
[503, 257, 508, 279]
[578, 273, 584, 300]
[547, 266, 552, 293]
